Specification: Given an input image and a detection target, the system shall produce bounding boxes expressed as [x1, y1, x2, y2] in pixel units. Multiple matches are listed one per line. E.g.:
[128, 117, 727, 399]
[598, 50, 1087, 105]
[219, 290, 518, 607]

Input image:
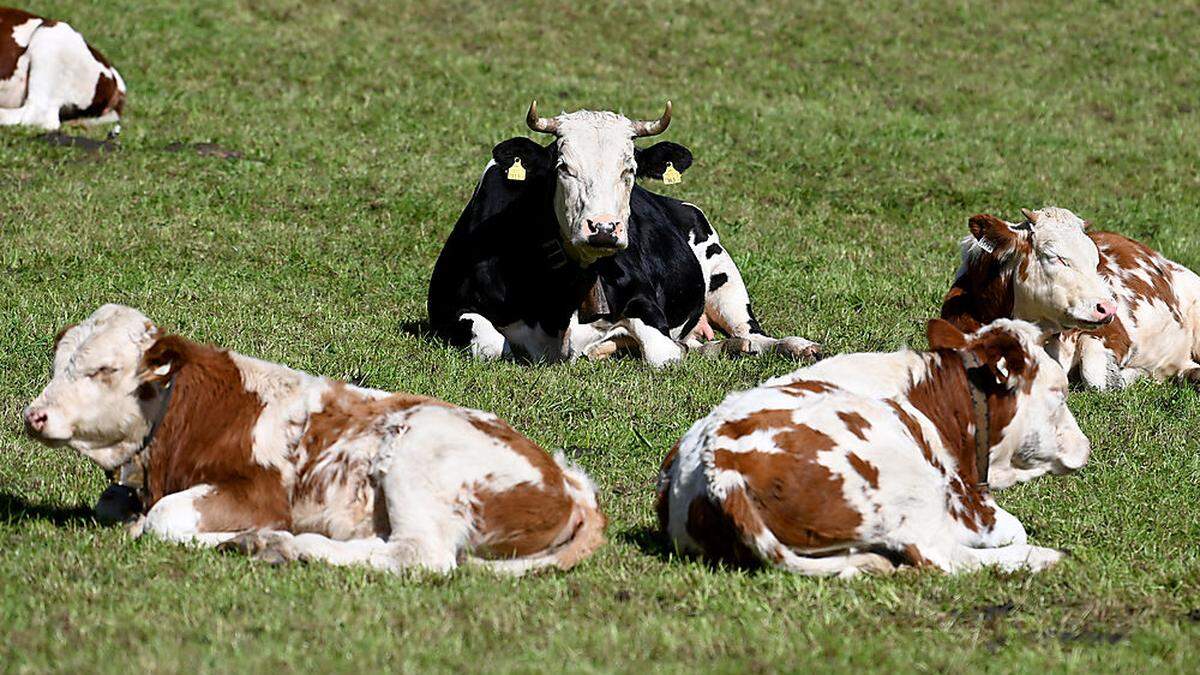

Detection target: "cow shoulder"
[141, 335, 289, 526]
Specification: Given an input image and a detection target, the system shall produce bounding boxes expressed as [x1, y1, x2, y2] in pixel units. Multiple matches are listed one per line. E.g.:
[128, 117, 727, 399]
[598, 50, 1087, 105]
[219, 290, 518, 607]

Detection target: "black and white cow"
[428, 101, 819, 367]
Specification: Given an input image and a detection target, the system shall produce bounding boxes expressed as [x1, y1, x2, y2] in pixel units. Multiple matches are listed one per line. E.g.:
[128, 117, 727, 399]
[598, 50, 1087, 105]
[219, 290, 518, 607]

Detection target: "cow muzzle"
[583, 217, 626, 250]
[1072, 300, 1117, 329]
[23, 405, 69, 444]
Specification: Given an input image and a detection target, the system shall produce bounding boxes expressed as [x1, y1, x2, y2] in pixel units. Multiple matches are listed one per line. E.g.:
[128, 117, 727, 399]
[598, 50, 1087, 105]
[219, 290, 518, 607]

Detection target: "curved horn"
[1020, 208, 1039, 224]
[526, 100, 559, 135]
[631, 100, 672, 137]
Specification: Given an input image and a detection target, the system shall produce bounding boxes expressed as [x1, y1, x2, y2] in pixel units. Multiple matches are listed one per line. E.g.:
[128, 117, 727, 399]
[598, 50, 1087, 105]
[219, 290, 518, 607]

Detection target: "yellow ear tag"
[507, 158, 526, 181]
[662, 162, 682, 185]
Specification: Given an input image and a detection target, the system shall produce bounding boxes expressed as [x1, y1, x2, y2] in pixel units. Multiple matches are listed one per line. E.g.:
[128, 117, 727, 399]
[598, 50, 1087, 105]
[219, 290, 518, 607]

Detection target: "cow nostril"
[25, 409, 48, 432]
[1097, 302, 1115, 317]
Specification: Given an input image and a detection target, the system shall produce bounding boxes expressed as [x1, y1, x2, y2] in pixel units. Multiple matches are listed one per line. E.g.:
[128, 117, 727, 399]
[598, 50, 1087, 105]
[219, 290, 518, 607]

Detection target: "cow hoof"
[254, 546, 293, 566]
[218, 532, 265, 556]
[697, 338, 752, 358]
[584, 340, 619, 361]
[773, 337, 822, 361]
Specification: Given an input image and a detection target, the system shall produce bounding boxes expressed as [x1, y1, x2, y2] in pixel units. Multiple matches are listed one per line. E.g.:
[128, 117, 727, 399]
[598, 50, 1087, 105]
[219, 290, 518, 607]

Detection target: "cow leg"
[624, 317, 685, 368]
[0, 107, 31, 126]
[903, 541, 1064, 573]
[699, 251, 820, 360]
[458, 312, 510, 361]
[220, 531, 402, 571]
[140, 484, 242, 547]
[1076, 335, 1118, 390]
[976, 506, 1028, 547]
[375, 465, 469, 574]
[963, 544, 1066, 572]
[771, 549, 896, 578]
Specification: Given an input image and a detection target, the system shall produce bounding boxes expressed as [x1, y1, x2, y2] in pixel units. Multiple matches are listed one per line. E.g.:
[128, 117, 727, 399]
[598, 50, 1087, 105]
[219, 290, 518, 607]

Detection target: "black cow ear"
[635, 142, 693, 180]
[492, 137, 555, 180]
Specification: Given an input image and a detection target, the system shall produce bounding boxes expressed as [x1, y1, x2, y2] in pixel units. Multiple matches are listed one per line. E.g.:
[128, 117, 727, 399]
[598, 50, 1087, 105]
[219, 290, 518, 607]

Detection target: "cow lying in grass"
[942, 206, 1200, 389]
[657, 318, 1088, 577]
[428, 101, 820, 367]
[0, 7, 125, 130]
[24, 304, 605, 575]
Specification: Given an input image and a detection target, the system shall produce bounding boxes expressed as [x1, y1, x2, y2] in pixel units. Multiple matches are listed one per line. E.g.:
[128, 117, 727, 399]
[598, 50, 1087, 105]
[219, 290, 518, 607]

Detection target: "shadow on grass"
[0, 493, 95, 527]
[398, 319, 433, 339]
[615, 524, 676, 563]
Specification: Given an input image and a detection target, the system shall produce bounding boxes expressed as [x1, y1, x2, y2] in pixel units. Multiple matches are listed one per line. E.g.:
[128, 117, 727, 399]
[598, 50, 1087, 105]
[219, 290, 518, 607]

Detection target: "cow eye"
[1057, 255, 1069, 267]
[88, 366, 117, 378]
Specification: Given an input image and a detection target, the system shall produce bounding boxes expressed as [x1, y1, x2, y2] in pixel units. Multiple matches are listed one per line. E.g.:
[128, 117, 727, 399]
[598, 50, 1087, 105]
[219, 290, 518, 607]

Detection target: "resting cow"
[0, 7, 124, 130]
[24, 304, 605, 575]
[942, 206, 1200, 389]
[657, 318, 1089, 576]
[427, 101, 820, 367]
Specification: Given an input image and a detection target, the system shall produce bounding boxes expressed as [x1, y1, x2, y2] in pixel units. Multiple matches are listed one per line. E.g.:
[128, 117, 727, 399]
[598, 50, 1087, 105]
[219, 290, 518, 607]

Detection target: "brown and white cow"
[24, 305, 605, 575]
[942, 206, 1200, 389]
[657, 318, 1089, 577]
[0, 7, 124, 130]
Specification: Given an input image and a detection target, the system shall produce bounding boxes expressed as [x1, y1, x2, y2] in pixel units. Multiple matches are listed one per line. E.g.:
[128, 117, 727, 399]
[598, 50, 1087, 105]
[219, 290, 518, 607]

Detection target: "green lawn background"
[2, 1, 1198, 671]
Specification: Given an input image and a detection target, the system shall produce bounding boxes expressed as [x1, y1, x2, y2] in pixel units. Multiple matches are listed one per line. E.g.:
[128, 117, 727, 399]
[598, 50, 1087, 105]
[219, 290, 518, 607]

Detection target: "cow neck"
[944, 250, 1016, 330]
[104, 381, 176, 512]
[141, 338, 267, 506]
[524, 184, 607, 315]
[903, 351, 993, 491]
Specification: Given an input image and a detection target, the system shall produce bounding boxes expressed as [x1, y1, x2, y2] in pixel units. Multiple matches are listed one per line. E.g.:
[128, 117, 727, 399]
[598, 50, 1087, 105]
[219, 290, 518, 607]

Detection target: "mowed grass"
[2, 0, 1199, 670]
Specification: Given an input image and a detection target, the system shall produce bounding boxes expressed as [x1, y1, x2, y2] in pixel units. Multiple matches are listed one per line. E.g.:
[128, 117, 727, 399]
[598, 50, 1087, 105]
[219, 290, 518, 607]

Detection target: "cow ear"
[139, 335, 186, 385]
[52, 323, 78, 354]
[967, 214, 1023, 255]
[635, 142, 693, 180]
[967, 330, 1029, 390]
[926, 318, 967, 351]
[492, 137, 554, 179]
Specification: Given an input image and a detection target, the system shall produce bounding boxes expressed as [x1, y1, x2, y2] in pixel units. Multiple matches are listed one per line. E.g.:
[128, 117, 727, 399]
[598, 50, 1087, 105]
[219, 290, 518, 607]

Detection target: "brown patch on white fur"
[837, 411, 871, 441]
[1093, 231, 1181, 319]
[0, 9, 41, 81]
[140, 335, 290, 531]
[711, 424, 863, 551]
[717, 408, 794, 440]
[774, 379, 835, 397]
[685, 491, 762, 567]
[846, 453, 879, 488]
[903, 324, 1037, 531]
[465, 417, 606, 564]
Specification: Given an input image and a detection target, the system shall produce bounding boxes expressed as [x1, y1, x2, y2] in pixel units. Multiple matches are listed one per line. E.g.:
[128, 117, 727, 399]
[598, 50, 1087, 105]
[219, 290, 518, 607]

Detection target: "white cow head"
[491, 102, 693, 266]
[927, 318, 1091, 490]
[967, 207, 1117, 330]
[24, 304, 172, 471]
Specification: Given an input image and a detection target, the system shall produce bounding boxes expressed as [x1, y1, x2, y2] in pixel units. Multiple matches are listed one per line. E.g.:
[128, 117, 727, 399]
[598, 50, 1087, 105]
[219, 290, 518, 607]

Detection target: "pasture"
[2, 0, 1199, 671]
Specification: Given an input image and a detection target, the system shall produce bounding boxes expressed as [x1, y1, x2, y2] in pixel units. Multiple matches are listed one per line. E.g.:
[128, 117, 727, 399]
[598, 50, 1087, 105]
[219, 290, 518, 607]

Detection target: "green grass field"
[3, 0, 1199, 671]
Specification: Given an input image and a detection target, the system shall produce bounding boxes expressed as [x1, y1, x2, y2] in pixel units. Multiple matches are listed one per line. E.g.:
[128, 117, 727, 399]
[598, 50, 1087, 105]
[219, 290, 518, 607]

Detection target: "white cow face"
[551, 112, 639, 262]
[23, 304, 168, 471]
[524, 102, 679, 266]
[929, 318, 1091, 490]
[970, 207, 1117, 331]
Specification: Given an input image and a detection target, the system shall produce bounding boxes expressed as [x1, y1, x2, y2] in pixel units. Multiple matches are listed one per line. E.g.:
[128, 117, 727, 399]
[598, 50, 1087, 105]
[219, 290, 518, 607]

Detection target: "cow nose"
[1095, 301, 1117, 321]
[587, 219, 619, 236]
[24, 408, 48, 434]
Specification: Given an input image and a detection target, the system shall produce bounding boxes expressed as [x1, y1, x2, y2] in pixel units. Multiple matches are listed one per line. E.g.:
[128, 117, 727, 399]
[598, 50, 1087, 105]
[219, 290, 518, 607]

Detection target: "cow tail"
[468, 453, 606, 576]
